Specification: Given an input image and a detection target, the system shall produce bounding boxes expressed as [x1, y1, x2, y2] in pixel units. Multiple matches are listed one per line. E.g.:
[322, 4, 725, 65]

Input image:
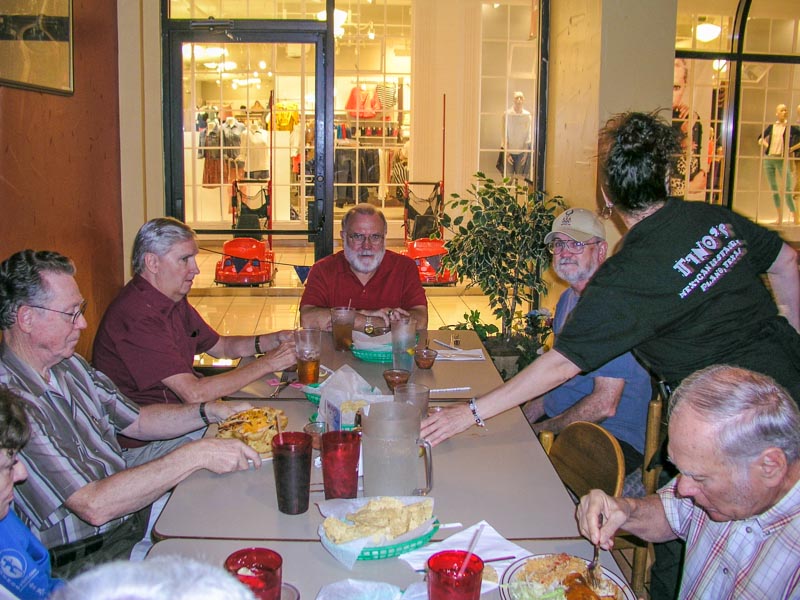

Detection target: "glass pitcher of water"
[361, 401, 433, 496]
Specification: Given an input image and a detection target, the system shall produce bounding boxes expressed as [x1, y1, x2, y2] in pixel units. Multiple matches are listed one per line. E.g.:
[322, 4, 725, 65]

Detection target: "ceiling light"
[232, 77, 261, 87]
[202, 46, 227, 59]
[712, 59, 728, 72]
[367, 22, 375, 40]
[696, 17, 721, 43]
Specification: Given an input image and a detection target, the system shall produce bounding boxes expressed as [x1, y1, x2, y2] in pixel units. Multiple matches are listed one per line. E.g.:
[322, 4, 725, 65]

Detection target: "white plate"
[499, 553, 635, 600]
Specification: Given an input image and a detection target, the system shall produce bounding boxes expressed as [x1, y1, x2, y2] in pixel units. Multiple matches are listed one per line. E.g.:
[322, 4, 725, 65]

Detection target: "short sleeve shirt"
[93, 275, 219, 407]
[659, 477, 800, 599]
[543, 287, 651, 453]
[554, 199, 800, 393]
[0, 511, 63, 599]
[0, 344, 139, 548]
[300, 250, 427, 311]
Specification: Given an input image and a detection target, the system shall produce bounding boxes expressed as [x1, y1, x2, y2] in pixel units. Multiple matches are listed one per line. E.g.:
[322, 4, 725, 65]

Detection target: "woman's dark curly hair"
[0, 387, 30, 454]
[598, 111, 680, 214]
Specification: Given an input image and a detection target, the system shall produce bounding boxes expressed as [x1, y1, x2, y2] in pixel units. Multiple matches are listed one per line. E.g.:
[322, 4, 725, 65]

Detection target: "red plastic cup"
[427, 550, 484, 600]
[271, 432, 312, 514]
[321, 430, 361, 499]
[224, 547, 282, 600]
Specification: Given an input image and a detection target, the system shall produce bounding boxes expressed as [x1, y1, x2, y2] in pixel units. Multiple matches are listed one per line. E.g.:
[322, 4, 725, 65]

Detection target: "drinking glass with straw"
[427, 524, 485, 600]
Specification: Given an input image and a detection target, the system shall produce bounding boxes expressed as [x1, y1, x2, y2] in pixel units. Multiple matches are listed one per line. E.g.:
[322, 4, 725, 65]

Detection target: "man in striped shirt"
[577, 365, 800, 599]
[0, 250, 259, 577]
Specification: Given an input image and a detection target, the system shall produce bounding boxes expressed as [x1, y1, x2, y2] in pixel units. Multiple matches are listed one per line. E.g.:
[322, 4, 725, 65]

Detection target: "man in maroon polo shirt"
[93, 218, 296, 433]
[299, 204, 428, 332]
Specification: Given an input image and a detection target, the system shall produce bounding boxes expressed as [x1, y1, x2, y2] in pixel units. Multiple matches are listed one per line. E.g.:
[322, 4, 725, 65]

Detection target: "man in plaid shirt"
[577, 365, 800, 600]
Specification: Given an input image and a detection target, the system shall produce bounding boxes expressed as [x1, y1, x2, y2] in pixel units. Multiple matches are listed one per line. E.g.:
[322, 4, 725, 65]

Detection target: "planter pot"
[483, 337, 523, 380]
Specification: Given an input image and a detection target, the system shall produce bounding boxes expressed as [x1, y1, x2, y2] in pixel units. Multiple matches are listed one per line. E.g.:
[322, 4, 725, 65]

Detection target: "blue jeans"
[764, 157, 795, 212]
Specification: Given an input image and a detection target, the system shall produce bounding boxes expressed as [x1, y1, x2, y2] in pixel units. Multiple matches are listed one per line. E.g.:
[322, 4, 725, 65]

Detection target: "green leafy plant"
[437, 173, 564, 340]
[440, 309, 499, 342]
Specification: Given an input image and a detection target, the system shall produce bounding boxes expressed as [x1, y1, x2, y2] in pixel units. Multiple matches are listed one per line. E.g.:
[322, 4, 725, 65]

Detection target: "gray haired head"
[132, 218, 196, 275]
[341, 203, 387, 232]
[50, 556, 255, 600]
[0, 250, 75, 330]
[669, 365, 800, 465]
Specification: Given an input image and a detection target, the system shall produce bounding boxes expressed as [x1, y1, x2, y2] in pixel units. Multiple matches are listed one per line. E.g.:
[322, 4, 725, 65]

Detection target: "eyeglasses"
[28, 300, 88, 325]
[347, 233, 385, 245]
[547, 240, 601, 255]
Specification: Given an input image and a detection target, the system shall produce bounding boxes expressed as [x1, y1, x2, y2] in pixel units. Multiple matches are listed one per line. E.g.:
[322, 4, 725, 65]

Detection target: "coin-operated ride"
[400, 181, 456, 286]
[214, 179, 275, 286]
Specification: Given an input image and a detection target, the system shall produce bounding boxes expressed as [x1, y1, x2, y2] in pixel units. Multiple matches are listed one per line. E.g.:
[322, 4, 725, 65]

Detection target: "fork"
[586, 513, 603, 589]
[267, 381, 289, 398]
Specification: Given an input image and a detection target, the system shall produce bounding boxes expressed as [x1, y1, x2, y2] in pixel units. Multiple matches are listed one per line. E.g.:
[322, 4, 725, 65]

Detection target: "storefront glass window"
[169, 0, 320, 20]
[479, 2, 540, 186]
[169, 0, 412, 232]
[674, 1, 800, 231]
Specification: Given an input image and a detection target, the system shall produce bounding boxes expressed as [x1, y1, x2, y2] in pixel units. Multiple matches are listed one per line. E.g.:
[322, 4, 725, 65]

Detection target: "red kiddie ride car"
[400, 181, 456, 285]
[214, 180, 275, 286]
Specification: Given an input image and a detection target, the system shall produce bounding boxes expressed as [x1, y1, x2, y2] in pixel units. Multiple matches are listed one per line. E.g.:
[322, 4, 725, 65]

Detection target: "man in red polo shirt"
[93, 218, 296, 426]
[300, 204, 428, 332]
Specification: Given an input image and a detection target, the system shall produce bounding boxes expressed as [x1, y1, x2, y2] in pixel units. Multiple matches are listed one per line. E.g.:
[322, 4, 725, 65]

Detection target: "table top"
[227, 329, 504, 401]
[153, 400, 579, 542]
[148, 537, 624, 599]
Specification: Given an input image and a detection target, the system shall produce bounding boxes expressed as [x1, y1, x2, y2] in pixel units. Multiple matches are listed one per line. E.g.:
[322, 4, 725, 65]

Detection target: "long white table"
[227, 329, 504, 401]
[153, 400, 579, 542]
[148, 538, 625, 600]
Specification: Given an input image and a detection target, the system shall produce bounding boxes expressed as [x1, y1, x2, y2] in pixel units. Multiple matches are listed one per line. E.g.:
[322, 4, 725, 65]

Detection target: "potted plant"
[436, 172, 563, 378]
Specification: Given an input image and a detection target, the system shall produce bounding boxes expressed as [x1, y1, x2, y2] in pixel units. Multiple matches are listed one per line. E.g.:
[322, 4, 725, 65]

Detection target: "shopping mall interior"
[1, 1, 800, 597]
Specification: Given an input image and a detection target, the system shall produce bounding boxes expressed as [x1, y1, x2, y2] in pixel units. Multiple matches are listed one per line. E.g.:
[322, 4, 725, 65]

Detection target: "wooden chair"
[539, 421, 625, 499]
[539, 395, 664, 597]
[624, 393, 665, 596]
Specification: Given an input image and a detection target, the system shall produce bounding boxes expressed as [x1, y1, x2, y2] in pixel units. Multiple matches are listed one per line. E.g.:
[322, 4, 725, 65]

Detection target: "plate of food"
[499, 553, 635, 600]
[215, 406, 288, 457]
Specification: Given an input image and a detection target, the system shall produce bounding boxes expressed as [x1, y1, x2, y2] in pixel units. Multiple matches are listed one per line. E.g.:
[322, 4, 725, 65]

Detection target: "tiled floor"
[188, 243, 648, 596]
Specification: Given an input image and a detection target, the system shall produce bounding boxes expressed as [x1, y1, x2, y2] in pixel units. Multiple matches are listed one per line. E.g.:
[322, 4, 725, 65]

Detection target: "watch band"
[199, 402, 211, 426]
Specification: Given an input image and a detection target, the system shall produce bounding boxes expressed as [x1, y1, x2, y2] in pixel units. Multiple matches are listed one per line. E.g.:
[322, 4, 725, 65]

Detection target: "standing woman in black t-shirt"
[424, 110, 800, 444]
[423, 111, 800, 600]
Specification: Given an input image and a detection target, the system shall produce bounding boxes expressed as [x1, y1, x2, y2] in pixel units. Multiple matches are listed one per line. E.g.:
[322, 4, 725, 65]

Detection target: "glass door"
[163, 17, 334, 266]
[181, 40, 317, 230]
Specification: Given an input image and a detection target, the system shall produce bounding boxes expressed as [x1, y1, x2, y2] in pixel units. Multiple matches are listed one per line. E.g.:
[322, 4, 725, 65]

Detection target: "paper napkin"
[352, 330, 393, 350]
[434, 348, 485, 361]
[399, 520, 531, 596]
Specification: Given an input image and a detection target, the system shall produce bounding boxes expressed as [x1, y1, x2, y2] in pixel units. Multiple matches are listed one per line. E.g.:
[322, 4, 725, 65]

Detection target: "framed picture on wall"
[0, 0, 73, 95]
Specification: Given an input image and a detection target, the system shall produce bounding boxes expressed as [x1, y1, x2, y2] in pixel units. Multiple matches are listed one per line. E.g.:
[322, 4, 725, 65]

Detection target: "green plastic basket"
[358, 520, 440, 560]
[304, 383, 321, 405]
[351, 346, 394, 363]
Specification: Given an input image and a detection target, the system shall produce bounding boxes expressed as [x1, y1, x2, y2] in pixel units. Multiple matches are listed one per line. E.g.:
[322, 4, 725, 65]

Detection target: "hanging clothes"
[201, 124, 222, 187]
[345, 86, 378, 119]
[273, 102, 300, 131]
[375, 82, 397, 121]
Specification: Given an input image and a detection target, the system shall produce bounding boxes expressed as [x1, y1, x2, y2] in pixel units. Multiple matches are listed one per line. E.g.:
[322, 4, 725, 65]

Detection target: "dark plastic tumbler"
[320, 430, 361, 499]
[271, 432, 312, 514]
[427, 550, 484, 600]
